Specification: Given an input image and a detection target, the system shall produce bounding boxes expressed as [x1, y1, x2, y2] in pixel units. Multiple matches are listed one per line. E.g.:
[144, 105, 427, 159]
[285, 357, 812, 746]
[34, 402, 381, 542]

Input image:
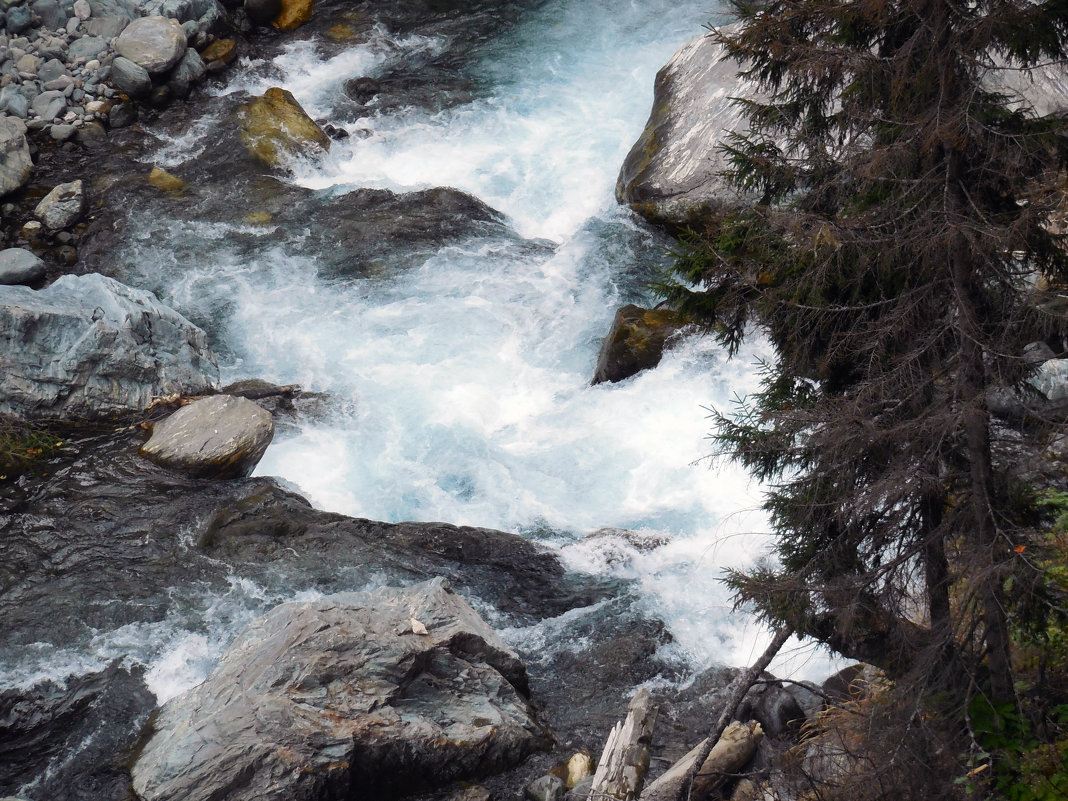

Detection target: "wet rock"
[199, 36, 236, 63]
[115, 15, 187, 75]
[0, 663, 156, 801]
[0, 247, 45, 285]
[525, 775, 565, 801]
[242, 0, 278, 24]
[0, 272, 219, 420]
[147, 165, 186, 191]
[271, 0, 310, 30]
[237, 86, 330, 168]
[34, 179, 86, 230]
[110, 55, 151, 96]
[591, 304, 689, 384]
[0, 116, 33, 197]
[139, 394, 275, 479]
[131, 578, 549, 801]
[108, 100, 137, 127]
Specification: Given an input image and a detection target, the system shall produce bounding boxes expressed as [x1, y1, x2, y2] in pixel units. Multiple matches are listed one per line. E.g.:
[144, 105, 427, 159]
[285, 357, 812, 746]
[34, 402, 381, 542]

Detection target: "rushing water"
[6, 0, 839, 718]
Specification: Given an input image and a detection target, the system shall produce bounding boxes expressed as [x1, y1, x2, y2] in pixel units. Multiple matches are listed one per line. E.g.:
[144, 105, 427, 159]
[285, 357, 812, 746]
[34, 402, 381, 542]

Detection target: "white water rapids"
[9, 0, 842, 705]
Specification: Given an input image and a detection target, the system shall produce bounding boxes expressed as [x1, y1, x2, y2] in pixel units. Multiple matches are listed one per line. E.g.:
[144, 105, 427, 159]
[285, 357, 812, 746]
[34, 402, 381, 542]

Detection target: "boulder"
[591, 304, 689, 384]
[200, 36, 237, 64]
[139, 394, 274, 479]
[0, 273, 219, 421]
[0, 247, 46, 285]
[34, 179, 86, 230]
[271, 0, 311, 30]
[130, 578, 549, 801]
[617, 31, 757, 224]
[243, 0, 279, 24]
[1031, 358, 1068, 403]
[237, 86, 330, 168]
[114, 15, 187, 75]
[0, 116, 33, 197]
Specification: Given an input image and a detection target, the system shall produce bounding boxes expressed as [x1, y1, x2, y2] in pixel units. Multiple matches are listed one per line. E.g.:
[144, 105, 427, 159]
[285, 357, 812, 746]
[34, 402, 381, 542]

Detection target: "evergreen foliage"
[664, 0, 1068, 778]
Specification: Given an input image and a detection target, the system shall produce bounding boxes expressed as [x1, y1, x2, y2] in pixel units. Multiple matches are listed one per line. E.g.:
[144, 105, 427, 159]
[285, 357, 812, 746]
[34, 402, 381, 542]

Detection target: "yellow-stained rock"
[324, 22, 355, 40]
[148, 167, 187, 192]
[237, 87, 330, 169]
[245, 211, 273, 225]
[272, 0, 312, 31]
[200, 38, 237, 64]
[565, 752, 594, 789]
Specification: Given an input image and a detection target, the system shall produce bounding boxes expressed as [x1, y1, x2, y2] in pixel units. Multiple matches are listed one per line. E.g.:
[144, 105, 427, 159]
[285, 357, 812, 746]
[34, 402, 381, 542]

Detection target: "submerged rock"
[131, 578, 549, 801]
[237, 87, 331, 169]
[0, 273, 219, 421]
[592, 304, 689, 384]
[140, 394, 275, 479]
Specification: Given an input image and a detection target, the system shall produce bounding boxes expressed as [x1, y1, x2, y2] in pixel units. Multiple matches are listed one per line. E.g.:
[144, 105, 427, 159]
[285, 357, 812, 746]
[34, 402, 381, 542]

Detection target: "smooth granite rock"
[114, 15, 186, 74]
[0, 273, 219, 420]
[0, 247, 45, 285]
[139, 394, 274, 478]
[131, 578, 548, 801]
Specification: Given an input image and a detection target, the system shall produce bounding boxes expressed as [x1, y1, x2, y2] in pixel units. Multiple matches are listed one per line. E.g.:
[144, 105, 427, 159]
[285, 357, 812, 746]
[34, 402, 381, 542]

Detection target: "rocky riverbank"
[0, 6, 940, 801]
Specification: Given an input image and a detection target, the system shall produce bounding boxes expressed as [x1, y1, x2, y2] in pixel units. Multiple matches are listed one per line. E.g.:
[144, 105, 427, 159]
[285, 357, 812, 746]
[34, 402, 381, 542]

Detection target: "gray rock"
[526, 775, 565, 801]
[130, 578, 547, 801]
[166, 44, 202, 95]
[1025, 341, 1058, 364]
[44, 73, 73, 91]
[5, 4, 33, 33]
[33, 178, 85, 229]
[37, 37, 68, 60]
[37, 56, 67, 83]
[66, 34, 106, 61]
[1032, 358, 1068, 402]
[64, 14, 79, 31]
[0, 273, 219, 420]
[73, 0, 89, 17]
[15, 53, 39, 74]
[31, 0, 65, 29]
[0, 84, 30, 117]
[139, 394, 274, 479]
[108, 100, 136, 126]
[109, 55, 150, 96]
[617, 31, 757, 222]
[84, 14, 125, 37]
[0, 115, 32, 197]
[114, 15, 186, 74]
[31, 89, 66, 121]
[0, 247, 45, 285]
[49, 122, 75, 141]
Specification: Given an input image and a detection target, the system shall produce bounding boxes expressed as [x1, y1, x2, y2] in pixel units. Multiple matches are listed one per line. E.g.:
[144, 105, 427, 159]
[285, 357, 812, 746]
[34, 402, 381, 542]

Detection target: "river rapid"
[1, 0, 837, 797]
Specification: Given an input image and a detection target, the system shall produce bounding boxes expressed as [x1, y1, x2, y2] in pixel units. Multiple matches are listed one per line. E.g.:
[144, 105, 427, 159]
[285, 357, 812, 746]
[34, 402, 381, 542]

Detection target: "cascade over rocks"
[592, 304, 690, 384]
[0, 273, 219, 421]
[131, 578, 549, 801]
[139, 394, 275, 478]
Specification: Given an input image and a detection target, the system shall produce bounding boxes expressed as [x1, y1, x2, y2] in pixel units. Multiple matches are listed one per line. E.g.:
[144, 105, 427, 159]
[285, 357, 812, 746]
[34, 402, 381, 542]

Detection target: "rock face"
[237, 87, 331, 168]
[139, 394, 275, 478]
[616, 31, 756, 224]
[131, 578, 549, 801]
[34, 180, 87, 231]
[114, 16, 188, 75]
[0, 116, 33, 198]
[592, 304, 689, 384]
[0, 248, 46, 285]
[0, 273, 219, 421]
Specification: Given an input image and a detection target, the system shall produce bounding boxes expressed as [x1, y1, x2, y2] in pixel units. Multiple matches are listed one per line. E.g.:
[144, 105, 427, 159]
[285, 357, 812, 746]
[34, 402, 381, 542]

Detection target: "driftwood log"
[587, 688, 658, 800]
[638, 720, 763, 801]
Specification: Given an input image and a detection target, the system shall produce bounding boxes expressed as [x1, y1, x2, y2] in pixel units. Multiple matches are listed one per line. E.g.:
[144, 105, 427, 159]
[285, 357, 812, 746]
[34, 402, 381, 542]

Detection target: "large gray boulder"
[616, 31, 756, 224]
[140, 394, 274, 478]
[0, 273, 219, 421]
[0, 248, 46, 285]
[131, 578, 549, 801]
[114, 15, 187, 75]
[0, 116, 33, 198]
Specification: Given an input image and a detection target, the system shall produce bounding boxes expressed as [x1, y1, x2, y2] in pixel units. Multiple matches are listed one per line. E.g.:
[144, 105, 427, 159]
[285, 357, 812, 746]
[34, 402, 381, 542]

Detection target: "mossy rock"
[237, 87, 330, 169]
[592, 304, 689, 384]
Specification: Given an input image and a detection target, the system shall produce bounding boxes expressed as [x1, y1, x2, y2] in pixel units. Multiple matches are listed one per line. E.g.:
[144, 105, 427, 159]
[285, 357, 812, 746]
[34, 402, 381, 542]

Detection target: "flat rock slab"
[0, 273, 219, 421]
[140, 394, 274, 479]
[131, 578, 549, 801]
[114, 15, 187, 75]
[0, 247, 45, 285]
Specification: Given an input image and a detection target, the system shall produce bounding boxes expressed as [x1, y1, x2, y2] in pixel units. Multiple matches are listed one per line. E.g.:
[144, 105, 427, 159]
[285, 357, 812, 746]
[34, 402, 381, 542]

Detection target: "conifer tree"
[665, 0, 1068, 714]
